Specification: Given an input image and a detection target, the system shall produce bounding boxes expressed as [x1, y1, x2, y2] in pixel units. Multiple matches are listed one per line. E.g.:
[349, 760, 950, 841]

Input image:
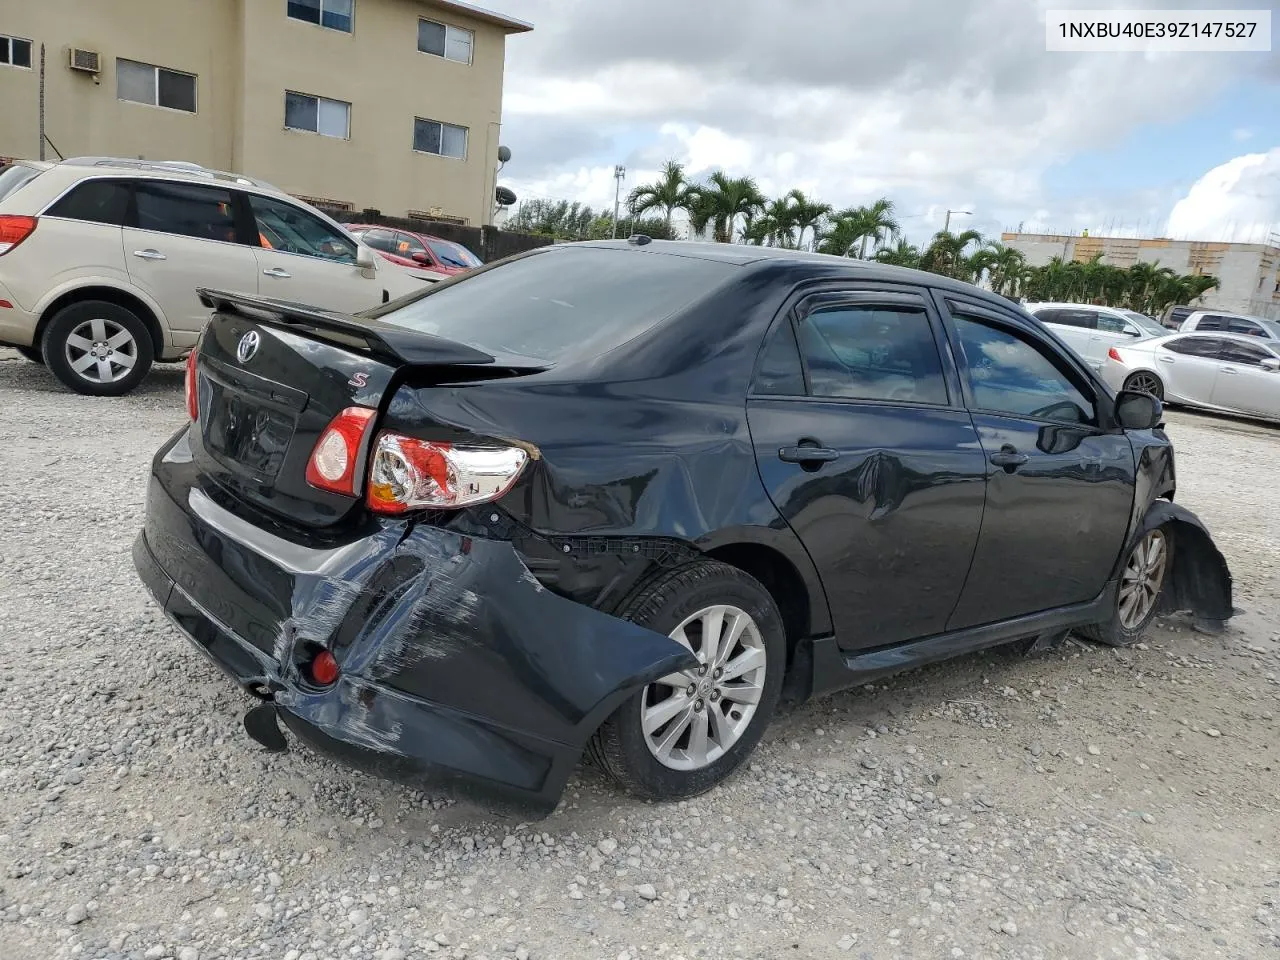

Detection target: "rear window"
[373, 247, 737, 363]
[424, 237, 481, 269]
[0, 164, 43, 204]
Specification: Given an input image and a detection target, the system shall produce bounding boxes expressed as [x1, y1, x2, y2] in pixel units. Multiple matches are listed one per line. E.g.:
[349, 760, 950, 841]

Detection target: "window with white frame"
[413, 118, 467, 159]
[417, 18, 473, 63]
[0, 34, 32, 69]
[287, 0, 354, 33]
[116, 59, 197, 112]
[285, 92, 351, 139]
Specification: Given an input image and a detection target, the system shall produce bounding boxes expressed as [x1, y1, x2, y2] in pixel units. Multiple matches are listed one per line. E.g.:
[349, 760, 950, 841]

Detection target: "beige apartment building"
[0, 0, 531, 225]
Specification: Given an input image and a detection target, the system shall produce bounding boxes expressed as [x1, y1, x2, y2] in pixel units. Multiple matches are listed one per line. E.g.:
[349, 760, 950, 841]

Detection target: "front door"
[935, 296, 1136, 628]
[1156, 335, 1228, 405]
[1211, 338, 1280, 418]
[746, 287, 988, 651]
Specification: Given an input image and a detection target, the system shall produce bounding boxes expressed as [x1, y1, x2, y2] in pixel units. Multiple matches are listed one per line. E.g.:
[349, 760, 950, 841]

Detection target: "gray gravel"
[1, 348, 1278, 960]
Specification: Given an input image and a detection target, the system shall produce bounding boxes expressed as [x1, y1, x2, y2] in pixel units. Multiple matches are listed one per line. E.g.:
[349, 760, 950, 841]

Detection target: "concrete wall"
[0, 0, 519, 225]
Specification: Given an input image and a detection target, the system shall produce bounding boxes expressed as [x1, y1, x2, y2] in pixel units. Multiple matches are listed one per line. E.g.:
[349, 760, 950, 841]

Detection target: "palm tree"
[627, 160, 695, 236]
[688, 172, 765, 243]
[745, 196, 799, 247]
[787, 190, 832, 252]
[919, 230, 983, 279]
[985, 243, 1027, 298]
[853, 198, 900, 257]
[873, 238, 922, 268]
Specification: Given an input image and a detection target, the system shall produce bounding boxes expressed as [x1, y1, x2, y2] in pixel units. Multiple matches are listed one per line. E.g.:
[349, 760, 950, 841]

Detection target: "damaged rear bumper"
[133, 430, 695, 813]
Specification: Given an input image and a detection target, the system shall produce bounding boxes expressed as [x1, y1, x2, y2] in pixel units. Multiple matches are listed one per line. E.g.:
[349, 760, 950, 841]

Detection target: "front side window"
[1095, 313, 1129, 334]
[395, 232, 429, 259]
[134, 181, 239, 242]
[751, 320, 806, 397]
[46, 179, 132, 226]
[796, 305, 948, 405]
[418, 18, 473, 63]
[951, 314, 1095, 424]
[117, 59, 197, 112]
[413, 118, 467, 159]
[358, 228, 400, 254]
[287, 0, 354, 32]
[0, 34, 33, 68]
[1218, 340, 1276, 366]
[1227, 318, 1265, 337]
[1162, 336, 1225, 358]
[248, 194, 357, 264]
[284, 92, 350, 138]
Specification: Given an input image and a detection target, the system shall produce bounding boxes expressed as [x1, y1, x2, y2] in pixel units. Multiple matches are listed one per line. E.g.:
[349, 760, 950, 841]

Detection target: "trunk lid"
[189, 289, 547, 528]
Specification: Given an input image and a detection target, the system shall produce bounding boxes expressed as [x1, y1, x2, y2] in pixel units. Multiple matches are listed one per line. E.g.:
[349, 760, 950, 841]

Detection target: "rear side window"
[46, 180, 131, 226]
[1196, 314, 1228, 330]
[0, 164, 43, 203]
[1162, 336, 1224, 358]
[375, 247, 736, 364]
[796, 305, 948, 405]
[134, 181, 240, 243]
[1050, 309, 1097, 329]
[751, 320, 805, 396]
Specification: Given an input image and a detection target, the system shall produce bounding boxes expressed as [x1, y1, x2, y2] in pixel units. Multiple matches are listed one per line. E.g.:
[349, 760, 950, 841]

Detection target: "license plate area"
[200, 358, 308, 483]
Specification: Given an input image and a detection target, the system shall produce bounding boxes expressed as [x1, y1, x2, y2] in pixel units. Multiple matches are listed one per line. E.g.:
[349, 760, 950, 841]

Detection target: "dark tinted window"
[1227, 318, 1266, 337]
[46, 180, 131, 226]
[752, 321, 805, 396]
[425, 237, 481, 268]
[952, 314, 1095, 424]
[249, 194, 356, 263]
[134, 181, 239, 242]
[1162, 336, 1224, 358]
[797, 305, 948, 405]
[359, 228, 400, 254]
[1049, 309, 1097, 329]
[1197, 314, 1228, 330]
[1219, 341, 1275, 366]
[1032, 309, 1064, 325]
[373, 247, 735, 364]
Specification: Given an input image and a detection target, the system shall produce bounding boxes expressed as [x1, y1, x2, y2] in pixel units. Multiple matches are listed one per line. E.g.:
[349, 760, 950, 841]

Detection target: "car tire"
[1081, 525, 1174, 647]
[1122, 371, 1164, 402]
[15, 346, 43, 364]
[588, 560, 786, 801]
[42, 301, 154, 397]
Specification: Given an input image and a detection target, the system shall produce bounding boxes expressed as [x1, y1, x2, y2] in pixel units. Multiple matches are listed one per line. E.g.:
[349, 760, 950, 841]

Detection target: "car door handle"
[778, 444, 840, 465]
[132, 249, 166, 261]
[989, 445, 1029, 471]
[1158, 356, 1175, 363]
[262, 267, 292, 279]
[1219, 367, 1238, 375]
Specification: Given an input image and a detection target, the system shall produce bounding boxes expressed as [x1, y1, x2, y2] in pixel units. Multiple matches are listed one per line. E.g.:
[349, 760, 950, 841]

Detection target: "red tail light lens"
[306, 407, 377, 496]
[1108, 347, 1123, 362]
[366, 433, 529, 513]
[0, 215, 37, 255]
[185, 349, 199, 420]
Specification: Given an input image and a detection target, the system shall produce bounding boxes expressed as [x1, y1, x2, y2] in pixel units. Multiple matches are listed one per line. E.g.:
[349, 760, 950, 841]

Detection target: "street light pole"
[612, 165, 626, 239]
[944, 209, 972, 233]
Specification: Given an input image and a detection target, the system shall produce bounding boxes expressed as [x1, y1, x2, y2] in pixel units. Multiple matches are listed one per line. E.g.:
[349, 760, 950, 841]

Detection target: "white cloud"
[1166, 149, 1280, 243]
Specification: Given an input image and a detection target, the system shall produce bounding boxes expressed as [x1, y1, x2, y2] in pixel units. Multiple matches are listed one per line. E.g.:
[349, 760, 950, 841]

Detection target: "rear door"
[745, 285, 987, 651]
[1037, 308, 1098, 366]
[122, 179, 261, 342]
[246, 193, 394, 314]
[934, 294, 1135, 627]
[1157, 335, 1227, 403]
[1211, 339, 1280, 417]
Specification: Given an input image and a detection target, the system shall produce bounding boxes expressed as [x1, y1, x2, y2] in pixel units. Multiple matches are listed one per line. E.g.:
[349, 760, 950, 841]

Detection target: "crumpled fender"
[1141, 499, 1234, 630]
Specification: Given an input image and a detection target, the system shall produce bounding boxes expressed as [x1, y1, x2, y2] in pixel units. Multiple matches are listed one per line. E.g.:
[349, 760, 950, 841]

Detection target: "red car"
[345, 224, 483, 276]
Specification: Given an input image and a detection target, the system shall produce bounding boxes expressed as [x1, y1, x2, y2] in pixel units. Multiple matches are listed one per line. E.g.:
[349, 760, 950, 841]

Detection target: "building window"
[413, 118, 467, 159]
[417, 18, 473, 64]
[285, 92, 350, 139]
[0, 35, 32, 69]
[287, 0, 354, 33]
[116, 59, 197, 112]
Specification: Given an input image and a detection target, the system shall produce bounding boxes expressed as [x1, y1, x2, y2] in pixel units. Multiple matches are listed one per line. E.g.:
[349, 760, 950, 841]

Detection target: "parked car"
[1023, 302, 1164, 371]
[1179, 310, 1280, 339]
[1164, 305, 1196, 329]
[346, 224, 483, 275]
[1102, 331, 1280, 421]
[133, 241, 1233, 812]
[0, 157, 447, 396]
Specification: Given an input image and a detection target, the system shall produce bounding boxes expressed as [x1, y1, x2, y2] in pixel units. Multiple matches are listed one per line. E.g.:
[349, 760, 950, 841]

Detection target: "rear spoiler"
[196, 288, 547, 371]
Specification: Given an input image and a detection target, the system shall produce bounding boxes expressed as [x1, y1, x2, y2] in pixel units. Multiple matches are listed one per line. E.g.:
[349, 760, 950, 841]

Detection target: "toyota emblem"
[237, 331, 261, 363]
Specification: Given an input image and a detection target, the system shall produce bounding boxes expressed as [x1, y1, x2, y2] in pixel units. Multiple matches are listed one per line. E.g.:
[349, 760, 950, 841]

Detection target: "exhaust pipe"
[243, 703, 289, 753]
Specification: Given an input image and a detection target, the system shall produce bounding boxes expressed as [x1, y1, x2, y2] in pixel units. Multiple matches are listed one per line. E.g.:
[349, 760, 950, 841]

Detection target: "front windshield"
[1121, 310, 1165, 336]
[425, 238, 482, 269]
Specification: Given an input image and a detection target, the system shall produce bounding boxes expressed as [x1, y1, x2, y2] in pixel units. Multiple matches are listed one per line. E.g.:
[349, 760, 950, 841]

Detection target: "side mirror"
[356, 244, 377, 270]
[1261, 357, 1280, 372]
[1124, 327, 1143, 337]
[411, 251, 431, 265]
[1115, 389, 1162, 430]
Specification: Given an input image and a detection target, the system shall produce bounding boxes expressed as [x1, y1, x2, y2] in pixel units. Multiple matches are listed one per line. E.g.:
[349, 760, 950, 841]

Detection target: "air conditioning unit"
[69, 48, 101, 74]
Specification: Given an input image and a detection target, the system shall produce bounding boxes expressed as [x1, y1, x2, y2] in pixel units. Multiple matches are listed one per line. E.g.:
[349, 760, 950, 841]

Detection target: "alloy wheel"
[640, 604, 767, 771]
[1125, 372, 1163, 399]
[63, 317, 139, 385]
[1118, 529, 1168, 630]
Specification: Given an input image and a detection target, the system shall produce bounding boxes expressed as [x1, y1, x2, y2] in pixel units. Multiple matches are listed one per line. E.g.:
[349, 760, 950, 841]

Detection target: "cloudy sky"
[492, 0, 1280, 245]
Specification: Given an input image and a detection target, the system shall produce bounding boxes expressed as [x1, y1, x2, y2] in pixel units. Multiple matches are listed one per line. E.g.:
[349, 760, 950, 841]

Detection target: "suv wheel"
[1082, 526, 1172, 647]
[42, 301, 154, 396]
[589, 561, 785, 800]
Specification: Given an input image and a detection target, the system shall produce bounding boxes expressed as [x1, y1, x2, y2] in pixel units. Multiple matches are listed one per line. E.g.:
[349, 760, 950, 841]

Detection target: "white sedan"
[1102, 331, 1280, 422]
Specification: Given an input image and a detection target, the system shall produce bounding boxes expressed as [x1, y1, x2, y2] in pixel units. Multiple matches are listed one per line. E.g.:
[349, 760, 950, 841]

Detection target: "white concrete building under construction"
[1001, 232, 1280, 321]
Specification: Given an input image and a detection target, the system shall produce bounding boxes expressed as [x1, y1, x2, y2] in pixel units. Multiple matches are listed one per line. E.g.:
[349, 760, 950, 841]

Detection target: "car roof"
[1188, 309, 1275, 323]
[347, 224, 455, 244]
[1158, 330, 1280, 348]
[52, 156, 284, 194]
[1025, 301, 1127, 314]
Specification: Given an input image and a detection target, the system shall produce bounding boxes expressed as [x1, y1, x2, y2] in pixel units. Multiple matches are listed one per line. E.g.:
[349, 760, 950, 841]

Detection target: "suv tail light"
[306, 407, 377, 497]
[1108, 347, 1124, 362]
[366, 434, 529, 513]
[0, 215, 37, 255]
[185, 349, 199, 420]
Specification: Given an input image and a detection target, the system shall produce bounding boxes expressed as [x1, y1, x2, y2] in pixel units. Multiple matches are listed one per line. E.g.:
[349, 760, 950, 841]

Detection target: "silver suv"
[0, 158, 444, 396]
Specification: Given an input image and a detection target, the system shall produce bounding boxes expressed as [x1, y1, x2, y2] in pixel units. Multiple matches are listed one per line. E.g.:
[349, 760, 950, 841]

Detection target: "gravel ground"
[1, 348, 1278, 960]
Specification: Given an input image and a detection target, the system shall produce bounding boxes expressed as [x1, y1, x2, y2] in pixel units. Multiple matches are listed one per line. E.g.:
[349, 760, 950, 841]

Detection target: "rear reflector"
[0, 215, 37, 256]
[1108, 347, 1123, 362]
[310, 650, 340, 686]
[185, 349, 199, 420]
[305, 407, 377, 497]
[367, 433, 528, 513]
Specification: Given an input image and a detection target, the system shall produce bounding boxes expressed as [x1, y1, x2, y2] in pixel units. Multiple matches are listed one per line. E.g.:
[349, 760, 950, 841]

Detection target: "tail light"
[1108, 347, 1123, 362]
[306, 407, 377, 496]
[0, 215, 37, 255]
[185, 349, 199, 420]
[366, 433, 528, 513]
